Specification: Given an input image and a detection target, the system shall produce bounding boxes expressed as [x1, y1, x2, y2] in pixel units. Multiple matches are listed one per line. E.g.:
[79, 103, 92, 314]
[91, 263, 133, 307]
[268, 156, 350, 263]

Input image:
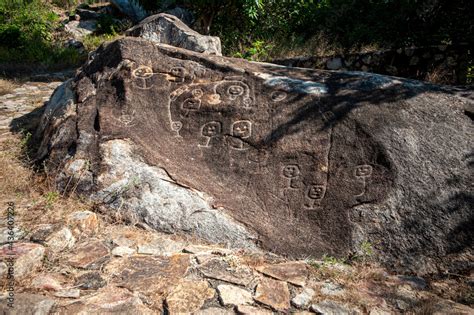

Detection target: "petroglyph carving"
[132, 66, 154, 89]
[119, 110, 136, 126]
[181, 98, 201, 116]
[171, 121, 183, 137]
[247, 149, 269, 174]
[282, 164, 301, 189]
[192, 88, 204, 98]
[227, 85, 245, 98]
[271, 90, 287, 102]
[322, 111, 336, 123]
[305, 184, 326, 209]
[169, 66, 186, 82]
[200, 121, 222, 147]
[232, 120, 252, 139]
[355, 164, 373, 197]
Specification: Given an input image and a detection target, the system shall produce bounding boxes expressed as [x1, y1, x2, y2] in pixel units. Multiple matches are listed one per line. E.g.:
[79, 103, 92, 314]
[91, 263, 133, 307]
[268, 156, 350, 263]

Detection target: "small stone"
[67, 240, 109, 269]
[320, 281, 345, 296]
[311, 300, 355, 315]
[29, 224, 56, 243]
[254, 277, 290, 311]
[166, 280, 215, 313]
[67, 210, 99, 235]
[236, 305, 274, 315]
[199, 257, 254, 286]
[291, 287, 315, 308]
[256, 261, 308, 286]
[112, 246, 135, 257]
[0, 242, 45, 278]
[195, 307, 234, 315]
[137, 236, 184, 256]
[32, 274, 63, 291]
[0, 227, 25, 244]
[75, 271, 106, 290]
[0, 293, 55, 315]
[54, 288, 81, 298]
[45, 227, 76, 252]
[184, 244, 232, 256]
[217, 284, 253, 306]
[56, 286, 153, 314]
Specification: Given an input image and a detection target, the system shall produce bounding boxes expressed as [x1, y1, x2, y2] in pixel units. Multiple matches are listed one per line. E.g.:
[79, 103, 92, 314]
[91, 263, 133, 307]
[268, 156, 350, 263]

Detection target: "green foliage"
[136, 0, 473, 60]
[82, 34, 121, 51]
[0, 0, 84, 67]
[43, 191, 60, 207]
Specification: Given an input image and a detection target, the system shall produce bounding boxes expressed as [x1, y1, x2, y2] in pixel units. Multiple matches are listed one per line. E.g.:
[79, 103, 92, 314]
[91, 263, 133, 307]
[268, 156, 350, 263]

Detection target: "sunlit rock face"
[34, 37, 473, 274]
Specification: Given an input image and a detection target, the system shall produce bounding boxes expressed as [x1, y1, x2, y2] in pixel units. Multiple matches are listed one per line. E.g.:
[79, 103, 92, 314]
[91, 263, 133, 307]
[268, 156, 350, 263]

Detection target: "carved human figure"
[247, 149, 269, 174]
[170, 121, 183, 137]
[282, 164, 301, 189]
[132, 66, 154, 90]
[181, 98, 201, 117]
[354, 164, 373, 197]
[229, 120, 252, 150]
[305, 184, 326, 209]
[199, 121, 222, 147]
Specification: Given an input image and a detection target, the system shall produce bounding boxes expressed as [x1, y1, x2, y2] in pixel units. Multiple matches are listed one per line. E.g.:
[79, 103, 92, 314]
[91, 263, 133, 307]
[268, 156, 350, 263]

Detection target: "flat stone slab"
[67, 240, 109, 269]
[114, 254, 190, 307]
[0, 242, 45, 278]
[198, 257, 254, 286]
[166, 280, 215, 313]
[0, 293, 55, 315]
[237, 304, 274, 315]
[256, 261, 308, 286]
[56, 285, 153, 314]
[217, 284, 253, 306]
[254, 277, 290, 311]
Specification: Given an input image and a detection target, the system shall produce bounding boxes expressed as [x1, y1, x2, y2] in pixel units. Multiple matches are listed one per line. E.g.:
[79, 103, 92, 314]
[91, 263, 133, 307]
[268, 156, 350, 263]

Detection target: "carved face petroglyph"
[355, 165, 373, 177]
[308, 185, 326, 200]
[132, 66, 153, 78]
[282, 165, 300, 178]
[202, 121, 221, 137]
[232, 120, 252, 138]
[182, 98, 201, 111]
[170, 67, 186, 78]
[171, 121, 183, 131]
[192, 89, 204, 98]
[227, 85, 245, 97]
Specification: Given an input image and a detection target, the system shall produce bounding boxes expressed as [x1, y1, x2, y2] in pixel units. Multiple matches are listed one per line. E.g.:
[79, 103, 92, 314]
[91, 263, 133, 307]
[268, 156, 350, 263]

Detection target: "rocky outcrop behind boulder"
[34, 37, 473, 275]
[125, 13, 222, 55]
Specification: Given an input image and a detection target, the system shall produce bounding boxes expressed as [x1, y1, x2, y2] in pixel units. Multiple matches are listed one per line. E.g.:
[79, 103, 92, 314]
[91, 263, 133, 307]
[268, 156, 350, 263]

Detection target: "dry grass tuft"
[0, 79, 18, 96]
[0, 136, 33, 199]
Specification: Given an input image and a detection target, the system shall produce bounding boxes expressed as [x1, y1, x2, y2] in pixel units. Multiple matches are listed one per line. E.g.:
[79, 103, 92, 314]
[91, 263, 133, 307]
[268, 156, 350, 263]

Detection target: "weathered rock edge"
[33, 37, 474, 275]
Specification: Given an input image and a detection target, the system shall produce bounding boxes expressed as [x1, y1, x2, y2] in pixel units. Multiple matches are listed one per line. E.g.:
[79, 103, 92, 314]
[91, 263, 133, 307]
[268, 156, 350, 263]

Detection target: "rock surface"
[126, 13, 222, 55]
[254, 277, 290, 311]
[217, 284, 253, 306]
[33, 36, 473, 274]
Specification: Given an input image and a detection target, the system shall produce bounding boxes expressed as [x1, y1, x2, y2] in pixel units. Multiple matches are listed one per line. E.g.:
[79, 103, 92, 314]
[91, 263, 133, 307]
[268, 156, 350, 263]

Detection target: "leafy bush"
[0, 0, 84, 67]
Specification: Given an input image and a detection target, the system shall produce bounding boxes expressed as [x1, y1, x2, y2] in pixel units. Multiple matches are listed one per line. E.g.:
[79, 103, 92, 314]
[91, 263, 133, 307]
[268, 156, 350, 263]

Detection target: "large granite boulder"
[125, 13, 222, 55]
[32, 37, 473, 275]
